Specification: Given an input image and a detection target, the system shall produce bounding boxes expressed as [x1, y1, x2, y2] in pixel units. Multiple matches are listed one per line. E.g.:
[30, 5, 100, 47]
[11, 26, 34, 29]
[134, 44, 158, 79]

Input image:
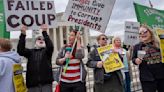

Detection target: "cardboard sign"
[124, 21, 140, 46]
[3, 0, 57, 31]
[63, 0, 116, 33]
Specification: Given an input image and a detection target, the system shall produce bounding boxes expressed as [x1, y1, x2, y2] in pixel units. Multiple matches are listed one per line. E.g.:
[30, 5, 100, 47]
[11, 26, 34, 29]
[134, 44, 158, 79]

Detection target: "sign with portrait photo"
[97, 44, 124, 73]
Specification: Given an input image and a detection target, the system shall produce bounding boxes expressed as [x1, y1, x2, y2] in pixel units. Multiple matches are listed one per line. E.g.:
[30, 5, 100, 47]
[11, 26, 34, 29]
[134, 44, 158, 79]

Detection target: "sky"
[10, 0, 164, 39]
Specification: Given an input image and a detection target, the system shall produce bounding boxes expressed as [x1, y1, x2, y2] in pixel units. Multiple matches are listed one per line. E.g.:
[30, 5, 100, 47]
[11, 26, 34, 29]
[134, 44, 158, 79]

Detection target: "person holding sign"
[112, 36, 131, 92]
[86, 34, 124, 92]
[17, 24, 54, 92]
[56, 29, 87, 92]
[132, 25, 164, 92]
[0, 38, 21, 92]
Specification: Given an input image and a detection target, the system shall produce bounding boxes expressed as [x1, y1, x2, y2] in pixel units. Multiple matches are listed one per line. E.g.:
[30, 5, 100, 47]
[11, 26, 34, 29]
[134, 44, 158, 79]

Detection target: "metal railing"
[22, 62, 142, 92]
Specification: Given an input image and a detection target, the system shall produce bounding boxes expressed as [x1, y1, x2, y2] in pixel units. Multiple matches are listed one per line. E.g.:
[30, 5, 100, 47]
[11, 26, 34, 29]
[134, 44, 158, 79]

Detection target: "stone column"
[83, 27, 90, 46]
[49, 28, 58, 63]
[59, 26, 64, 48]
[66, 26, 70, 44]
[52, 28, 58, 57]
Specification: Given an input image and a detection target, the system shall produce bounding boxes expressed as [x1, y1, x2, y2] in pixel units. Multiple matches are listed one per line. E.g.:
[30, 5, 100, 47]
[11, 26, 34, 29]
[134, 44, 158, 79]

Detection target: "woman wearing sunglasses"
[87, 34, 124, 92]
[132, 25, 164, 92]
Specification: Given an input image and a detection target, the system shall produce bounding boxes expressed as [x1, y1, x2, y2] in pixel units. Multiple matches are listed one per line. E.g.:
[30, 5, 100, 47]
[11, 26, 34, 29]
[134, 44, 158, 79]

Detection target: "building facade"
[11, 12, 90, 62]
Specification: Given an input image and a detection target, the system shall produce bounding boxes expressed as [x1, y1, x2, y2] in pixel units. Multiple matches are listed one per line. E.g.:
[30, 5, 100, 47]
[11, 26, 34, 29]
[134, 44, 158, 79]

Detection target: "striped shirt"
[61, 59, 81, 83]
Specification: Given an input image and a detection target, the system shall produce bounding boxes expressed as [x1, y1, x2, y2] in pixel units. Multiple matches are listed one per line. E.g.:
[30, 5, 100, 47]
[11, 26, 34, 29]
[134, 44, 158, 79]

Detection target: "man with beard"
[17, 24, 54, 92]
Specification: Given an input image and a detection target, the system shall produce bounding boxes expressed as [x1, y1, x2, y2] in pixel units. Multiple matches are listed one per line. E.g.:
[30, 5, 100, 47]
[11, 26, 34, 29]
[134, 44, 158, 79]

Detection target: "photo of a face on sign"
[137, 50, 146, 59]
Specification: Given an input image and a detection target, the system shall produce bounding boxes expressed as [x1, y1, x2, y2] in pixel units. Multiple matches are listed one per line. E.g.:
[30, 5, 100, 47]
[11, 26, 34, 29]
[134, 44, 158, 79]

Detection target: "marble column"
[59, 26, 64, 48]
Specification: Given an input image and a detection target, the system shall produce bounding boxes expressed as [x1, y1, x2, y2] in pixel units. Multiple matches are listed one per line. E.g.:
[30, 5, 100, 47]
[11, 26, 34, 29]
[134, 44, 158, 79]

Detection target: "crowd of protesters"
[1, 24, 164, 92]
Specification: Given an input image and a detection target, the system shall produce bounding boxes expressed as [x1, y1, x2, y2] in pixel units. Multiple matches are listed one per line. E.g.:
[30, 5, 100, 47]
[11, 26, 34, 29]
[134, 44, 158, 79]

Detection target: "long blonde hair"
[112, 36, 122, 47]
[140, 24, 159, 48]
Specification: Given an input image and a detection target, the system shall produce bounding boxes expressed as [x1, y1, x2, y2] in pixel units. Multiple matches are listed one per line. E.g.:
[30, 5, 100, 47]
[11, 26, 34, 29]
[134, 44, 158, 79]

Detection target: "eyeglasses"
[101, 37, 108, 40]
[139, 30, 148, 35]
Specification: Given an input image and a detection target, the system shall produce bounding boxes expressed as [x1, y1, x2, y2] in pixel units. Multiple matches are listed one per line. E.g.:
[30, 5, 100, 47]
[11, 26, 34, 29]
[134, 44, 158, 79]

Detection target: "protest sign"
[124, 21, 140, 46]
[97, 44, 124, 73]
[134, 3, 164, 29]
[156, 29, 164, 63]
[0, 0, 10, 38]
[63, 0, 116, 33]
[13, 64, 27, 92]
[3, 0, 57, 31]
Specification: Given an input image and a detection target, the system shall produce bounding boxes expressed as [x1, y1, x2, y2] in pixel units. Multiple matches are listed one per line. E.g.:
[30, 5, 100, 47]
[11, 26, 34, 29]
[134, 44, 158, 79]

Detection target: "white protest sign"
[3, 0, 57, 31]
[124, 21, 140, 46]
[63, 0, 116, 33]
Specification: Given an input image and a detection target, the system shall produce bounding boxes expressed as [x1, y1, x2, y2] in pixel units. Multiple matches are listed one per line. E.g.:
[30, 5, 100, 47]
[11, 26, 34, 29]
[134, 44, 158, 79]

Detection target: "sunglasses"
[101, 37, 108, 40]
[37, 38, 44, 41]
[139, 30, 148, 35]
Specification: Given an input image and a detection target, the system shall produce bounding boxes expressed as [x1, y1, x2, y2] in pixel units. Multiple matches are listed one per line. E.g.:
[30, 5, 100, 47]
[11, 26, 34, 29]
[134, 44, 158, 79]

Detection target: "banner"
[156, 29, 164, 63]
[63, 0, 116, 33]
[3, 0, 57, 31]
[134, 3, 164, 29]
[97, 44, 124, 73]
[0, 0, 10, 38]
[13, 64, 27, 92]
[124, 21, 140, 46]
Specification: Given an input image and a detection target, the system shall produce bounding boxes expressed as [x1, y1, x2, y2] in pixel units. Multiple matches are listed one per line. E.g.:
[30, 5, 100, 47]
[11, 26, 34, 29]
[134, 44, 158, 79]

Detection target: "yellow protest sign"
[156, 29, 164, 63]
[97, 44, 124, 73]
[13, 64, 27, 92]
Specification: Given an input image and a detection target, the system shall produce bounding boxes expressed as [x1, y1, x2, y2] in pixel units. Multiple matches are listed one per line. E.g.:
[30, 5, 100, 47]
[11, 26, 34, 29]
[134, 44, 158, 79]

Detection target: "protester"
[93, 43, 97, 49]
[132, 25, 164, 92]
[86, 34, 124, 92]
[87, 43, 91, 53]
[56, 29, 87, 92]
[17, 24, 54, 92]
[0, 38, 21, 92]
[112, 36, 131, 92]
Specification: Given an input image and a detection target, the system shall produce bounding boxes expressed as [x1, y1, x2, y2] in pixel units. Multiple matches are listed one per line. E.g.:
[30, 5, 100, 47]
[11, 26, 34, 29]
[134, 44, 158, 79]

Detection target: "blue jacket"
[0, 51, 21, 92]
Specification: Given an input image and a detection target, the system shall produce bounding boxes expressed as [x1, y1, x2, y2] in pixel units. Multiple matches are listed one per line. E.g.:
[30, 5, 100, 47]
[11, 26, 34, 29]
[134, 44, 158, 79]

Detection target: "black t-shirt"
[133, 42, 164, 81]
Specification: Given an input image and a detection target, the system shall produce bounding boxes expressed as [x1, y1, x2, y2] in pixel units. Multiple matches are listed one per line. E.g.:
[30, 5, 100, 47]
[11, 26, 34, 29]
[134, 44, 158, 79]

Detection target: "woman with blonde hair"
[112, 36, 131, 92]
[132, 25, 164, 92]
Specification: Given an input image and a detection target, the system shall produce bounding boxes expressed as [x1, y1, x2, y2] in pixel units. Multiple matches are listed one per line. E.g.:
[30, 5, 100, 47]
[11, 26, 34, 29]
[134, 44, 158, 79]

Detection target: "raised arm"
[17, 25, 31, 57]
[41, 24, 54, 56]
[75, 32, 85, 59]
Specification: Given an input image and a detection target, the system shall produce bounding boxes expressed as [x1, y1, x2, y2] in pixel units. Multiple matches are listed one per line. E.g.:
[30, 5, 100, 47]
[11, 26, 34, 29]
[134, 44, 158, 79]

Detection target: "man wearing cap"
[17, 24, 54, 92]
